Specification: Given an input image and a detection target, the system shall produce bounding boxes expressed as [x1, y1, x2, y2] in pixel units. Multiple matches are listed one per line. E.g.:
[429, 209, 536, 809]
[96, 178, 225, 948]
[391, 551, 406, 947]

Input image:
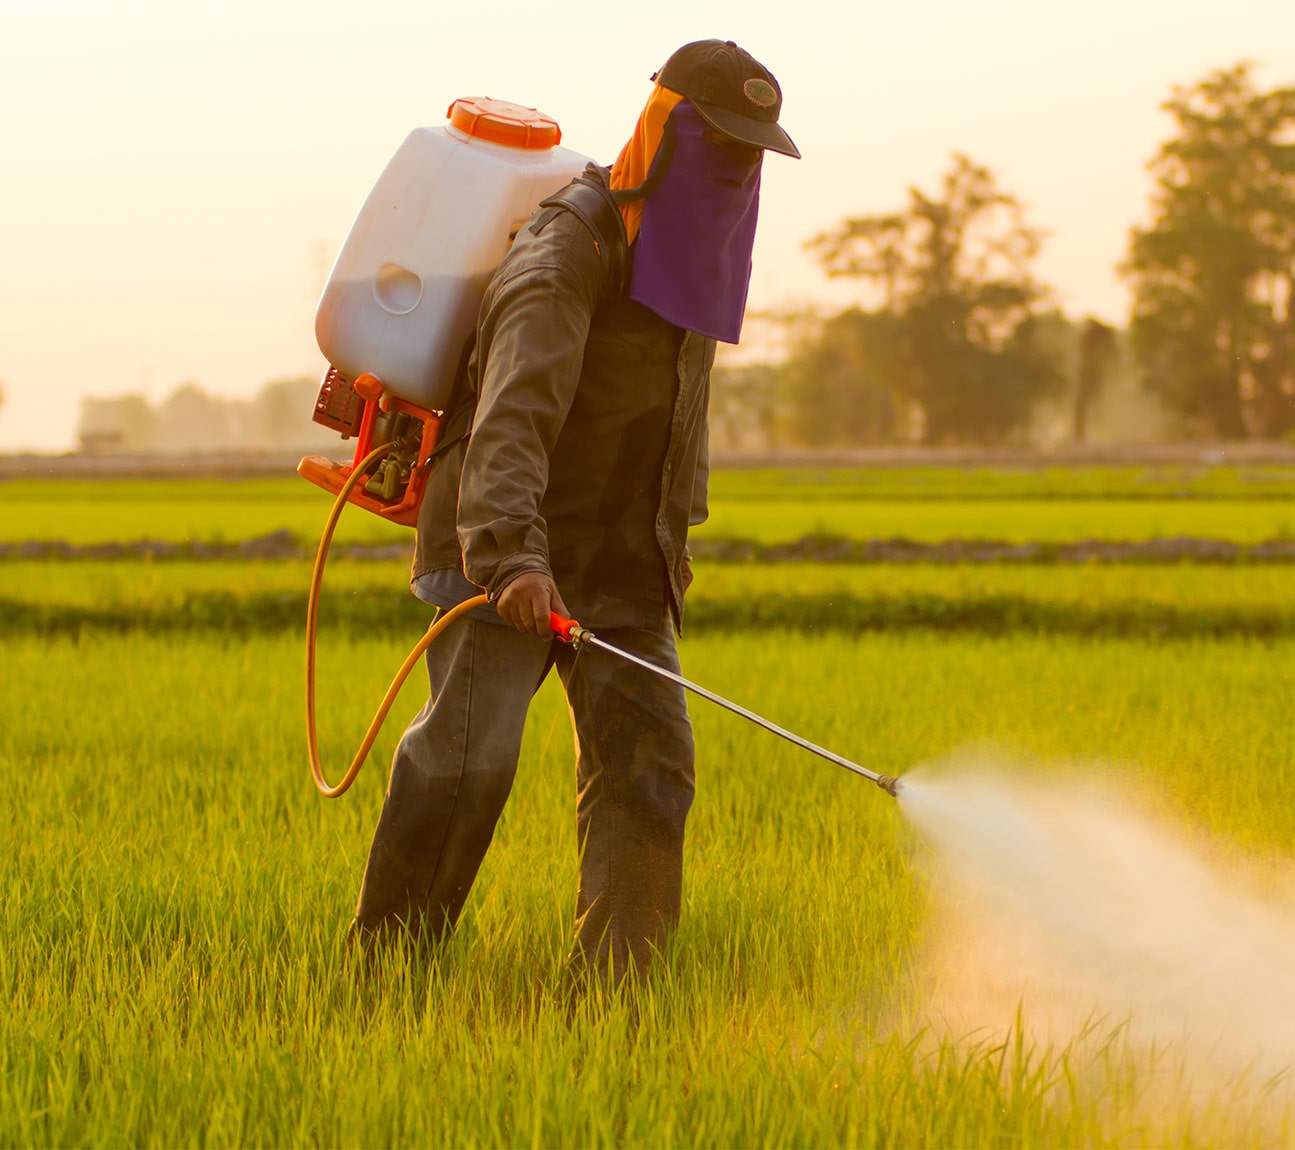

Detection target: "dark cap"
[653, 40, 800, 159]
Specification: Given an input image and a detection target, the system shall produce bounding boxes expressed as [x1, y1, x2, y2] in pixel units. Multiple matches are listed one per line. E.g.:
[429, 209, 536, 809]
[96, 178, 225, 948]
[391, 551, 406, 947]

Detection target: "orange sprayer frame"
[297, 373, 442, 528]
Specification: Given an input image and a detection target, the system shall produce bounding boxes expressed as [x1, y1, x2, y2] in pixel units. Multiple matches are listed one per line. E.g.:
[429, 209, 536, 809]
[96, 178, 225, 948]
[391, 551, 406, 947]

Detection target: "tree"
[808, 154, 1064, 443]
[708, 362, 787, 451]
[255, 375, 319, 447]
[157, 383, 233, 453]
[1073, 318, 1119, 444]
[1122, 64, 1295, 438]
[783, 308, 906, 445]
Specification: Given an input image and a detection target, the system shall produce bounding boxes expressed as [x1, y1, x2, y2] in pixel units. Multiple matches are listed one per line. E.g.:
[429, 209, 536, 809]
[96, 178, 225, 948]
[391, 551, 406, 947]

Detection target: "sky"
[3, 0, 1295, 453]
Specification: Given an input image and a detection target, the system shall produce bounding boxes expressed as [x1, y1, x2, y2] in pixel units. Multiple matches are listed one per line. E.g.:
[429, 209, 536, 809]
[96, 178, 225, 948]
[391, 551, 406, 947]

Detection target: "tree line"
[57, 64, 1295, 455]
[715, 63, 1295, 447]
[77, 376, 338, 455]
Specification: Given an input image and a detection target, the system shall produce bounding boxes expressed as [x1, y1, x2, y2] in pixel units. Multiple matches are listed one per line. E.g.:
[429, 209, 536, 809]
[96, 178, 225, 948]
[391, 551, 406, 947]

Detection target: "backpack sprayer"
[300, 97, 901, 800]
[298, 97, 591, 526]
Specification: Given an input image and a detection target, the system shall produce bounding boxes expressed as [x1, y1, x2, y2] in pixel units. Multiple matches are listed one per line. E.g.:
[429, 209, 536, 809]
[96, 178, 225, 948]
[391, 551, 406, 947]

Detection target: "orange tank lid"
[446, 97, 562, 150]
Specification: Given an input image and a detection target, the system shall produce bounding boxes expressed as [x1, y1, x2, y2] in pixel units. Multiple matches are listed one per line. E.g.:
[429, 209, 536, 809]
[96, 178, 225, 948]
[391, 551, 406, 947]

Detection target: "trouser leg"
[352, 616, 553, 944]
[556, 619, 695, 983]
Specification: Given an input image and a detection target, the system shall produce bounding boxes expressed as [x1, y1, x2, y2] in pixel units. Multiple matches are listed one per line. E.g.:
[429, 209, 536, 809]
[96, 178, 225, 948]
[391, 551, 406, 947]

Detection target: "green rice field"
[2, 465, 1293, 1146]
[4, 463, 1293, 545]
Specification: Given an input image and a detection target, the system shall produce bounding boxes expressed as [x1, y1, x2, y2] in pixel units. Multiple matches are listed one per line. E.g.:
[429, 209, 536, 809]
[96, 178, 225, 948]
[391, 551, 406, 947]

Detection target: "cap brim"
[692, 101, 801, 158]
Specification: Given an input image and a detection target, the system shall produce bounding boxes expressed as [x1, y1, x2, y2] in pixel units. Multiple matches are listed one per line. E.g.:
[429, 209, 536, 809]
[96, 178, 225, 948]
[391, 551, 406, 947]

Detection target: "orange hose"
[305, 443, 489, 797]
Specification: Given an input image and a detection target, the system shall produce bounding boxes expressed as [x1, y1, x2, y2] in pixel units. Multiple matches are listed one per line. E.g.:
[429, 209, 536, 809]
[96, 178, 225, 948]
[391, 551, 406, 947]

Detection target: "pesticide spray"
[894, 753, 1295, 1120]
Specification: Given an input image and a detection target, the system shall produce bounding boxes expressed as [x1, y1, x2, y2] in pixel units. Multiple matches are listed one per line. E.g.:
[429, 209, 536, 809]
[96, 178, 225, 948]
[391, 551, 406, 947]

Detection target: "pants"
[352, 615, 695, 982]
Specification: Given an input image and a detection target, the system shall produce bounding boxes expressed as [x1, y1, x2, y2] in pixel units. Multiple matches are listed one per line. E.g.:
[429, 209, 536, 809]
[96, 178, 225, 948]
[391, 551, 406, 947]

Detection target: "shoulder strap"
[531, 171, 629, 302]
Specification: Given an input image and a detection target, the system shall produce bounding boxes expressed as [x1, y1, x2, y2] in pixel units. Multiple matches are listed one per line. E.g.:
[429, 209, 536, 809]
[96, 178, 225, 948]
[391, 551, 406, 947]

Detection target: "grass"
[0, 477, 410, 546]
[3, 466, 1293, 1145]
[3, 624, 1293, 1145]
[3, 556, 1294, 609]
[707, 463, 1295, 501]
[700, 497, 1295, 543]
[3, 464, 1294, 546]
[4, 560, 1294, 642]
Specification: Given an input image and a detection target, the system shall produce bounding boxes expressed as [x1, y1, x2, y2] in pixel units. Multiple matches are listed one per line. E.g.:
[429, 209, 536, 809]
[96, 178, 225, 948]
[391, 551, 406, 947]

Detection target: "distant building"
[78, 395, 158, 454]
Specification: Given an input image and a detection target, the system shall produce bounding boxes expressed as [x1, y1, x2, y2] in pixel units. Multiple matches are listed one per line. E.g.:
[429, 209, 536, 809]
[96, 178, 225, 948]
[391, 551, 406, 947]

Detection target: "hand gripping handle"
[550, 611, 581, 643]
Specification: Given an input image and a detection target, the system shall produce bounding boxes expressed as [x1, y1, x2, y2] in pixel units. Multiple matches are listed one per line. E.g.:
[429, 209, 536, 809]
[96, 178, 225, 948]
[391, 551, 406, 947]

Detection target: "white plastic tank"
[315, 97, 594, 410]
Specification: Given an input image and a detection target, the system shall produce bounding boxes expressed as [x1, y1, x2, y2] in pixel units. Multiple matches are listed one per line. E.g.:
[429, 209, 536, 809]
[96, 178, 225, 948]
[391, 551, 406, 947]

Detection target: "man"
[351, 40, 799, 984]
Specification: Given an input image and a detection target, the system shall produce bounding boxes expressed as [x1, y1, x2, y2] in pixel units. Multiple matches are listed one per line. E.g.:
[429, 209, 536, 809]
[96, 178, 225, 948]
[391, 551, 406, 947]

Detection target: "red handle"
[550, 611, 580, 642]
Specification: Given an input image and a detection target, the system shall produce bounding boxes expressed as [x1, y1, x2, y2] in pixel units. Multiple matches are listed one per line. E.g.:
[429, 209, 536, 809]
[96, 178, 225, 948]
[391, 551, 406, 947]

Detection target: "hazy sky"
[3, 0, 1295, 452]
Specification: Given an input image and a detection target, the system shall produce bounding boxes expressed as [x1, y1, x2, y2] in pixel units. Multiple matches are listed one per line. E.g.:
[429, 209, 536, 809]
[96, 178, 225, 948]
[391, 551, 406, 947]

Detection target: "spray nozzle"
[877, 775, 901, 798]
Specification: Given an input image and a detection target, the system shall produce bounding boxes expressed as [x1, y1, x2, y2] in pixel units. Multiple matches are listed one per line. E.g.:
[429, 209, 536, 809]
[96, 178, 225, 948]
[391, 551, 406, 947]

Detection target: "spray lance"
[550, 611, 902, 798]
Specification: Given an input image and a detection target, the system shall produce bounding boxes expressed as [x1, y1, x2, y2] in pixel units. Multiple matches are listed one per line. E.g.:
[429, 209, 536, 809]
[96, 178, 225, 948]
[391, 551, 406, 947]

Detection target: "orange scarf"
[609, 85, 685, 245]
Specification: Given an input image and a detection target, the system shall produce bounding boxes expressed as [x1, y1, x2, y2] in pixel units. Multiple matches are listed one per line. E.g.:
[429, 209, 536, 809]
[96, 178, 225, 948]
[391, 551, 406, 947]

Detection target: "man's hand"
[682, 550, 694, 594]
[496, 571, 570, 638]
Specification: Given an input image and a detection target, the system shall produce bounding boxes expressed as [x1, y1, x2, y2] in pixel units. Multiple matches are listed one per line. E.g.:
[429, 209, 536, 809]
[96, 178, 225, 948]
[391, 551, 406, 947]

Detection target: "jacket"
[411, 167, 715, 633]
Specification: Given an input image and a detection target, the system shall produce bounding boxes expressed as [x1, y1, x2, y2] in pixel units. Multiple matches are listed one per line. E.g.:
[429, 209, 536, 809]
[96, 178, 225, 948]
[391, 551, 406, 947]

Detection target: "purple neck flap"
[629, 102, 762, 344]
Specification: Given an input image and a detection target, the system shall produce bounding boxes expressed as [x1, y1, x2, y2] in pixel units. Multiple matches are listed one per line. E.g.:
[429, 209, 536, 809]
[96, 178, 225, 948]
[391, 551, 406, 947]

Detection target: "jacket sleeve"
[456, 227, 602, 600]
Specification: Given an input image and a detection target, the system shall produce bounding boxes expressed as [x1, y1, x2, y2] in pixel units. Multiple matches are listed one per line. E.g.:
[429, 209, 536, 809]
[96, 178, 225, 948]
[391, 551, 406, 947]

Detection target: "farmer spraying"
[347, 40, 800, 983]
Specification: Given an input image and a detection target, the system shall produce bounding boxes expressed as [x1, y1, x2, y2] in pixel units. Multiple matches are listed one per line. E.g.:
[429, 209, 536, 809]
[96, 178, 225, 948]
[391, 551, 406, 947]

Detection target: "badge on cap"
[743, 78, 777, 109]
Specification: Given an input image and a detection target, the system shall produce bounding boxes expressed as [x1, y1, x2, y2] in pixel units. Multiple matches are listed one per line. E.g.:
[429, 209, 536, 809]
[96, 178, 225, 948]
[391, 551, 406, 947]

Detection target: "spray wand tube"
[550, 612, 901, 798]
